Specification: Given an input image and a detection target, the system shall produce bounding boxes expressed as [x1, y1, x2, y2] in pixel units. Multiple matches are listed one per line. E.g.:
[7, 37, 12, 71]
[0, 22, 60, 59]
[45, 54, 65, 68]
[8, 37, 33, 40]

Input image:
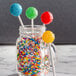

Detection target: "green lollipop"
[26, 7, 38, 19]
[26, 7, 38, 36]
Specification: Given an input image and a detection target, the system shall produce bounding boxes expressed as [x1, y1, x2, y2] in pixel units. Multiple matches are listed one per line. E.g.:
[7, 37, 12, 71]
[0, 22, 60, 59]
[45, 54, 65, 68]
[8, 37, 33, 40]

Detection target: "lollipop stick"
[18, 16, 24, 27]
[49, 43, 56, 76]
[31, 19, 34, 37]
[31, 19, 34, 28]
[42, 24, 46, 32]
[43, 24, 45, 27]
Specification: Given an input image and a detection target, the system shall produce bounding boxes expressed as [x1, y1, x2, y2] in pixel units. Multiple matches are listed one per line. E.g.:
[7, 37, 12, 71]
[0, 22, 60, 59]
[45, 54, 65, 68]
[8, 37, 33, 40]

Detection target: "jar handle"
[49, 43, 56, 76]
[51, 43, 56, 53]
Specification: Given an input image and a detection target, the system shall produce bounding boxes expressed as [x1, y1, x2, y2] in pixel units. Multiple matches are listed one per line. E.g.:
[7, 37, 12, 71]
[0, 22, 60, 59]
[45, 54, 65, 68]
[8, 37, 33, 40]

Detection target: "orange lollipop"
[42, 31, 55, 43]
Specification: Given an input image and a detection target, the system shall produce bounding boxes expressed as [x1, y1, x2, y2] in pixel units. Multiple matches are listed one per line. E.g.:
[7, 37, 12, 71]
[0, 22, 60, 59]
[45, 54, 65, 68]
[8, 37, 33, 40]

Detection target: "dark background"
[0, 0, 76, 44]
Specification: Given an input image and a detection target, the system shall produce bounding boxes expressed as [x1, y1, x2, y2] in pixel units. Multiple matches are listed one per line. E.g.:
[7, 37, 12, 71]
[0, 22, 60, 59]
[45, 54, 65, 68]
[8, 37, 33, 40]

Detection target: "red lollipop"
[41, 11, 53, 25]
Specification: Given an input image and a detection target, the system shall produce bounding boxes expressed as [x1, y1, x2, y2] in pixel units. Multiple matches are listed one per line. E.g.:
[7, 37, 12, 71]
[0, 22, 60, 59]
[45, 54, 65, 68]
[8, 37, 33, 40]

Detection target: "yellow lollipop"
[42, 30, 56, 76]
[42, 31, 55, 43]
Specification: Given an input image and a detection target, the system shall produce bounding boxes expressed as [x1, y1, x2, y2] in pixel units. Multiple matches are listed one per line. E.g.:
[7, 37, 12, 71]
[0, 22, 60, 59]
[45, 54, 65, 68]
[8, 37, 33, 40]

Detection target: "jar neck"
[19, 25, 46, 38]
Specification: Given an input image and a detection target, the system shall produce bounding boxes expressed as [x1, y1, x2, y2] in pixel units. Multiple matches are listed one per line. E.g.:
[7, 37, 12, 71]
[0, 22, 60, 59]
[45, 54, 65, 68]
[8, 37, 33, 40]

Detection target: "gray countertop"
[0, 45, 76, 76]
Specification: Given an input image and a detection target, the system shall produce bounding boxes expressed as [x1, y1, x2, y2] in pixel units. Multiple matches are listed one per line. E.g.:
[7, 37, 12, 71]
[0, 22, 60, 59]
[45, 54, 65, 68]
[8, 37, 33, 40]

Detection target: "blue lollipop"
[10, 3, 24, 27]
[10, 3, 22, 16]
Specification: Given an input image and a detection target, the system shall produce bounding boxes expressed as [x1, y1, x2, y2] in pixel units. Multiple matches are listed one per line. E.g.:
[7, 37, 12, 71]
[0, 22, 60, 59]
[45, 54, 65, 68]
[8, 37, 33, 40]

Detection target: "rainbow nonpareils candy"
[17, 37, 41, 75]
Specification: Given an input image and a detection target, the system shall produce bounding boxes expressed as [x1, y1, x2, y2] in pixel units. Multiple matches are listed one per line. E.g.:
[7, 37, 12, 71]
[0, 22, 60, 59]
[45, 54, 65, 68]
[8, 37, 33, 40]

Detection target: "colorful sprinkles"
[17, 37, 42, 75]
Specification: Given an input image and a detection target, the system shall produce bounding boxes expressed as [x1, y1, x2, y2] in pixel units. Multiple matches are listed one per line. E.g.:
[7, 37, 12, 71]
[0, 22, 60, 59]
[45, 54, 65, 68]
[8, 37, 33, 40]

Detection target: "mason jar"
[16, 25, 56, 76]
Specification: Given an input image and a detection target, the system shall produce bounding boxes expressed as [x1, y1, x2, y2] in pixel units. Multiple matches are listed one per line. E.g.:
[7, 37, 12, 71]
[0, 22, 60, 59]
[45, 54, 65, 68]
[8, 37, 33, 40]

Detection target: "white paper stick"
[31, 19, 34, 28]
[43, 24, 45, 27]
[31, 19, 34, 37]
[18, 16, 24, 27]
[49, 43, 56, 76]
[43, 24, 46, 31]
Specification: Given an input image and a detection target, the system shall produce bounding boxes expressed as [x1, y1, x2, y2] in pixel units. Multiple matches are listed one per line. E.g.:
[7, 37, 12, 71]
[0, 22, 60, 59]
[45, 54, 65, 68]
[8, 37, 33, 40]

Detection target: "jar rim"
[19, 25, 45, 29]
[19, 25, 46, 37]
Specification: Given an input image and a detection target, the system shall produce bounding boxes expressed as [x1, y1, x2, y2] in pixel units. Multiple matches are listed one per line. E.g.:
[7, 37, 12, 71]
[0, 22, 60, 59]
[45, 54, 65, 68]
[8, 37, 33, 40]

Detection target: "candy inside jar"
[17, 37, 41, 75]
[16, 25, 51, 76]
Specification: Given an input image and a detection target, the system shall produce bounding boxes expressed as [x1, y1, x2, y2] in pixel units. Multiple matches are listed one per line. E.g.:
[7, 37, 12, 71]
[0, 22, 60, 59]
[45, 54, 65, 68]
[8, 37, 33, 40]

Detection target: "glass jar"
[16, 25, 56, 76]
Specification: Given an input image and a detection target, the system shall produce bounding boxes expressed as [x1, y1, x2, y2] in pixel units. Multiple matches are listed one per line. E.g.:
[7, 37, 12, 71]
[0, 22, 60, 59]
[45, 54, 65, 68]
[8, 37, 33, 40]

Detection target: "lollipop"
[42, 31, 56, 76]
[42, 31, 55, 43]
[41, 11, 53, 27]
[26, 7, 38, 29]
[26, 7, 38, 19]
[10, 3, 24, 27]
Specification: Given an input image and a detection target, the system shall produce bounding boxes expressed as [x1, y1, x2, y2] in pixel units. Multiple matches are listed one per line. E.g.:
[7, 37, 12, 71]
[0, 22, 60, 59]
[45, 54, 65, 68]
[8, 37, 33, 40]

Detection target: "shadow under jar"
[16, 25, 55, 76]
